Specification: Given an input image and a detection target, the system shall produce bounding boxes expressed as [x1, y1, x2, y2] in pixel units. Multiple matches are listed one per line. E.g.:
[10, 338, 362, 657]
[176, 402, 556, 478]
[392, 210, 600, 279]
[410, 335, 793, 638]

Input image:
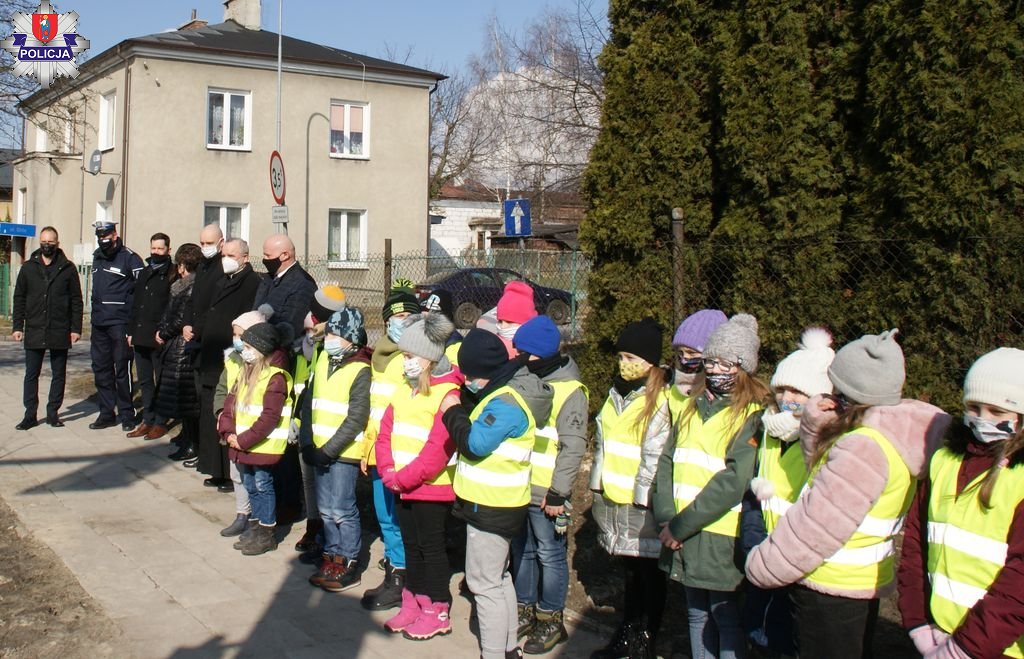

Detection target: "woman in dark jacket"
[154, 244, 203, 459]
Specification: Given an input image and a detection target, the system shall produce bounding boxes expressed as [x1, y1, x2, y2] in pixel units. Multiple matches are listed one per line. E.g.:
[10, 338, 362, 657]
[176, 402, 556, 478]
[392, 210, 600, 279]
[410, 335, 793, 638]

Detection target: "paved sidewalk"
[0, 342, 606, 658]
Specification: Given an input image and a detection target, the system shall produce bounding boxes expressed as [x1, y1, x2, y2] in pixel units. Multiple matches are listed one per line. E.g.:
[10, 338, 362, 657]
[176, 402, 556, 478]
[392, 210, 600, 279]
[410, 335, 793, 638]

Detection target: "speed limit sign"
[269, 151, 286, 205]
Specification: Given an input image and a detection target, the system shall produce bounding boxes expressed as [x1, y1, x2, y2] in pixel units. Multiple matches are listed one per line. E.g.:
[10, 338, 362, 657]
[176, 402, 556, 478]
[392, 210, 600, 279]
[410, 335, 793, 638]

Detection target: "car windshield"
[423, 270, 457, 285]
[494, 270, 525, 285]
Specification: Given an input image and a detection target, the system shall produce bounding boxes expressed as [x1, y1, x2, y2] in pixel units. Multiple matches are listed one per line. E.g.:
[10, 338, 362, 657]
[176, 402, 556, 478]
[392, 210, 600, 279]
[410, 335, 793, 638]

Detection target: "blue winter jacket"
[90, 240, 144, 327]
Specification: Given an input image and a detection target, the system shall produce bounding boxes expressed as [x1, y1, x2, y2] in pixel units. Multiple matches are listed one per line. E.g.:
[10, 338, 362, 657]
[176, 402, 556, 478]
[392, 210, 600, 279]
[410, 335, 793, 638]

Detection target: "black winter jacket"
[154, 274, 200, 419]
[252, 263, 317, 341]
[12, 249, 83, 350]
[128, 258, 173, 349]
[197, 264, 261, 384]
[183, 253, 222, 338]
[90, 240, 144, 327]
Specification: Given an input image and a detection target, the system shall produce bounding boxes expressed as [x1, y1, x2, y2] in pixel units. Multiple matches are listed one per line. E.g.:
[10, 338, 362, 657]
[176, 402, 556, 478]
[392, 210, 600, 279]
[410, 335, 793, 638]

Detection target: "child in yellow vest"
[375, 313, 464, 639]
[217, 321, 292, 556]
[590, 318, 671, 658]
[299, 307, 372, 593]
[898, 348, 1024, 659]
[745, 329, 950, 659]
[670, 309, 728, 415]
[742, 327, 835, 656]
[653, 313, 769, 659]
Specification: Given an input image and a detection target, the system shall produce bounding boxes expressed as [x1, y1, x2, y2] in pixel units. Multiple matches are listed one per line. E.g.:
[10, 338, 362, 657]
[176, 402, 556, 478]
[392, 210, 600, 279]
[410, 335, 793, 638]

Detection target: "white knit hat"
[963, 348, 1024, 415]
[770, 327, 836, 397]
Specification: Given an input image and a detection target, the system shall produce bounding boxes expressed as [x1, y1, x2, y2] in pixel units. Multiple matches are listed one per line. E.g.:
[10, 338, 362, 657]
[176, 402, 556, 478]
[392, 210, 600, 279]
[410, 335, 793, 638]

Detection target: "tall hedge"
[580, 0, 1024, 409]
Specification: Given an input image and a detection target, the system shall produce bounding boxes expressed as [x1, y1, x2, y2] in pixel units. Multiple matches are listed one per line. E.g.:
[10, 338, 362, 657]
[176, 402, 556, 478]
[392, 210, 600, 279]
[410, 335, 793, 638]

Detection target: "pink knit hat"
[496, 281, 538, 324]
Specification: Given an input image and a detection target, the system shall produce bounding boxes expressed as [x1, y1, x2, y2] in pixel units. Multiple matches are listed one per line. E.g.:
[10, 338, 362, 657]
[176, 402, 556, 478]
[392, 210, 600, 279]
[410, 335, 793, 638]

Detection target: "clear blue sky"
[54, 0, 608, 73]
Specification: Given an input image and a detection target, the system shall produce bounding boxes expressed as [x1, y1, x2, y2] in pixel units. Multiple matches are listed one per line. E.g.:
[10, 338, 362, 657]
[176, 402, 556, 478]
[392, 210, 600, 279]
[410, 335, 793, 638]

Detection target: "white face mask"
[497, 324, 519, 341]
[221, 256, 240, 274]
[964, 413, 1016, 444]
[403, 356, 425, 380]
[201, 244, 219, 259]
[240, 347, 260, 364]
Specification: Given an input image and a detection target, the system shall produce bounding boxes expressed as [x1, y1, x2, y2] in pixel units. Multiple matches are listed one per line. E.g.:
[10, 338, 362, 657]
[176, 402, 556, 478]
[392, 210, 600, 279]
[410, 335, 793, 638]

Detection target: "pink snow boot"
[402, 595, 452, 640]
[384, 588, 421, 633]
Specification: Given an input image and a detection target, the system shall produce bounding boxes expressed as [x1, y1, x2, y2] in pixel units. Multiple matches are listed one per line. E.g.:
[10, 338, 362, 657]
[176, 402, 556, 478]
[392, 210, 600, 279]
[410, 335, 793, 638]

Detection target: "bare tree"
[429, 67, 501, 198]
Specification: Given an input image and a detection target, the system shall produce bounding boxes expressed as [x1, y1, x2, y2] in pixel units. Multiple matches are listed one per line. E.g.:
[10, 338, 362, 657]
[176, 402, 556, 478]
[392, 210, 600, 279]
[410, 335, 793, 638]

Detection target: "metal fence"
[69, 248, 593, 343]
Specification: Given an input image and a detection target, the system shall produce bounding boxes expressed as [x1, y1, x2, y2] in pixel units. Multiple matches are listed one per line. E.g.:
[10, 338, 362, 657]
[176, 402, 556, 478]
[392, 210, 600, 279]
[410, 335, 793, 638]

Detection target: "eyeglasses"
[702, 358, 738, 371]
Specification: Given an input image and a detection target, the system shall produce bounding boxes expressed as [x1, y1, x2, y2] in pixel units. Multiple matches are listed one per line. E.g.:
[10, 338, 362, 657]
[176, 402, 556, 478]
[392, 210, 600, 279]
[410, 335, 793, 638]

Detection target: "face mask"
[465, 380, 483, 394]
[149, 253, 169, 266]
[221, 257, 240, 275]
[497, 324, 519, 341]
[240, 347, 259, 364]
[678, 357, 703, 375]
[778, 399, 804, 415]
[387, 317, 405, 344]
[324, 338, 344, 357]
[40, 244, 57, 258]
[964, 413, 1016, 444]
[619, 359, 650, 382]
[762, 410, 801, 442]
[201, 244, 219, 259]
[98, 238, 117, 256]
[404, 356, 425, 381]
[262, 257, 282, 277]
[706, 372, 737, 395]
[232, 338, 244, 353]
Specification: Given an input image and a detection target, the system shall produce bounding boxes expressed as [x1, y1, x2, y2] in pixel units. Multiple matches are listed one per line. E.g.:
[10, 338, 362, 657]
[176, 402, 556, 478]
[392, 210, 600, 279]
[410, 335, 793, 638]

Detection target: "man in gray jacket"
[508, 315, 589, 654]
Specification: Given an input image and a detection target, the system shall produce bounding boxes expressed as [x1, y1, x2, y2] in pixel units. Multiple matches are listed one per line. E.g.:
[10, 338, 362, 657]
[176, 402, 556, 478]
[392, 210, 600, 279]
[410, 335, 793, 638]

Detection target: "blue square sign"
[503, 198, 531, 237]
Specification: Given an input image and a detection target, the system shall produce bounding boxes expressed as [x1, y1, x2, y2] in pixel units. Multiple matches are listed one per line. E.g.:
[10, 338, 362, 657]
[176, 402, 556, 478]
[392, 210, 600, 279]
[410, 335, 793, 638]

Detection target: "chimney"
[223, 0, 261, 30]
[178, 9, 208, 31]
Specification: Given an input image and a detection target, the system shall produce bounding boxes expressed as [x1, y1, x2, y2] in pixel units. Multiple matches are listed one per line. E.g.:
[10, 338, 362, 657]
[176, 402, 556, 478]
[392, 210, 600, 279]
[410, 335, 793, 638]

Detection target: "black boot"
[359, 561, 405, 610]
[294, 518, 323, 553]
[590, 620, 635, 659]
[220, 514, 249, 537]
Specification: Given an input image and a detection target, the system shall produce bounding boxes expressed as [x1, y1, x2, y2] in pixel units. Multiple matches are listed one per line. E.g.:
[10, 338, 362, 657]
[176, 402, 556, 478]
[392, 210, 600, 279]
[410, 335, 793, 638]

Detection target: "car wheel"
[545, 299, 570, 325]
[454, 302, 482, 329]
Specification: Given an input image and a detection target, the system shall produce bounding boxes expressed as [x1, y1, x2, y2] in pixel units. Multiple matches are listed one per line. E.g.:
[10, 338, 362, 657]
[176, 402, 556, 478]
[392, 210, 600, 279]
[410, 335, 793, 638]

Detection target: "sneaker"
[321, 558, 361, 593]
[309, 554, 344, 588]
[524, 608, 568, 654]
[517, 602, 536, 640]
[383, 588, 421, 633]
[402, 596, 452, 640]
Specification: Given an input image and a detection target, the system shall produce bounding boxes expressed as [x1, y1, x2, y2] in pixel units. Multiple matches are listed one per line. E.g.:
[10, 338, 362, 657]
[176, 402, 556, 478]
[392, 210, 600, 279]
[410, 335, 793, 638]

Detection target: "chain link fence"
[69, 248, 592, 343]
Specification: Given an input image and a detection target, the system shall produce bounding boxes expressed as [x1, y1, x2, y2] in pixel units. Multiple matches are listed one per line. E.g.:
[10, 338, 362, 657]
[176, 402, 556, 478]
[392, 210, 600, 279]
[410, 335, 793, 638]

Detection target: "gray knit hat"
[704, 313, 760, 374]
[398, 313, 454, 363]
[828, 329, 905, 406]
[241, 322, 281, 356]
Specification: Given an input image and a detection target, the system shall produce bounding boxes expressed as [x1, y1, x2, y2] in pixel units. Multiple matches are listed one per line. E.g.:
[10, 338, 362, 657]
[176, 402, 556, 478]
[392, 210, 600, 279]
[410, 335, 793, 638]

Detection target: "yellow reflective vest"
[926, 448, 1024, 658]
[366, 352, 406, 466]
[445, 340, 460, 367]
[233, 365, 293, 455]
[671, 403, 762, 537]
[531, 380, 588, 489]
[310, 352, 370, 461]
[224, 353, 242, 391]
[598, 389, 668, 505]
[454, 386, 536, 507]
[389, 380, 461, 486]
[757, 431, 810, 534]
[803, 426, 913, 592]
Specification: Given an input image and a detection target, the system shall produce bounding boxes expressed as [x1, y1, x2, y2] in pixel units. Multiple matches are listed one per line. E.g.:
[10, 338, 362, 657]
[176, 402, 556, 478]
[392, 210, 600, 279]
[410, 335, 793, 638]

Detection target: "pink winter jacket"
[374, 368, 464, 502]
[745, 396, 951, 599]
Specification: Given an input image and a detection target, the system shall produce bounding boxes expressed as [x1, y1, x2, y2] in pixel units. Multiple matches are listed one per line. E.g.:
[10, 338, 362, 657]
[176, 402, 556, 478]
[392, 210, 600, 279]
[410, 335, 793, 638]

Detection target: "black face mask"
[262, 257, 282, 277]
[678, 356, 703, 374]
[98, 238, 118, 257]
[149, 253, 170, 267]
[40, 244, 57, 258]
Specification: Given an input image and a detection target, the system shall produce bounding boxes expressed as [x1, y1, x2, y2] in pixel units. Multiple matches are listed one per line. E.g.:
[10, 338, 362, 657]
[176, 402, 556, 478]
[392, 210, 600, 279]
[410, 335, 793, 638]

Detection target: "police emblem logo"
[1, 1, 89, 89]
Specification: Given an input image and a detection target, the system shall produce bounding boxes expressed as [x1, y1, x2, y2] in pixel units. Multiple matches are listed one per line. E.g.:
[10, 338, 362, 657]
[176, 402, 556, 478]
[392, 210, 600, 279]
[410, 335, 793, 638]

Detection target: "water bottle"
[553, 500, 573, 535]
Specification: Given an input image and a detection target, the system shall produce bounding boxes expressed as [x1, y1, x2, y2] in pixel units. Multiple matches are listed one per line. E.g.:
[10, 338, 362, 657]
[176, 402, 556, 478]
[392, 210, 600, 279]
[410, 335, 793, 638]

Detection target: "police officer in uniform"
[89, 220, 144, 430]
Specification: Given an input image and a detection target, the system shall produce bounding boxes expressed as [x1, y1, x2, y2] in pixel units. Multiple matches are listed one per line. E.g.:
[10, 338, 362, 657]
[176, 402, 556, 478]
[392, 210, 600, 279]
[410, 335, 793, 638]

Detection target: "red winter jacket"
[218, 349, 290, 466]
[898, 439, 1024, 658]
[375, 368, 464, 502]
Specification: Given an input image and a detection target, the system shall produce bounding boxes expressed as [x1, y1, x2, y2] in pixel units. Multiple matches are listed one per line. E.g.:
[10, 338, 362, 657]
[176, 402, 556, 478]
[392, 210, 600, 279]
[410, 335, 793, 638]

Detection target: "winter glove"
[287, 419, 300, 444]
[380, 467, 401, 492]
[924, 635, 971, 659]
[910, 625, 944, 655]
[301, 445, 332, 468]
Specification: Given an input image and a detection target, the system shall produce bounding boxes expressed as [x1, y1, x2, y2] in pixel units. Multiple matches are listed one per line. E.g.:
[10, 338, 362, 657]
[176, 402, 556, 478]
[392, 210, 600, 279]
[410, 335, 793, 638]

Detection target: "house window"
[64, 108, 76, 153]
[328, 209, 367, 264]
[204, 203, 249, 241]
[96, 201, 112, 225]
[329, 102, 369, 158]
[207, 89, 251, 150]
[34, 120, 47, 152]
[99, 91, 115, 151]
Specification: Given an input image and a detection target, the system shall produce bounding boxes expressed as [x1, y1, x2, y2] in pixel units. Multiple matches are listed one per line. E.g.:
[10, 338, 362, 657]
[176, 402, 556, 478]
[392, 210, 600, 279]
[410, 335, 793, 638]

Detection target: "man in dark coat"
[11, 226, 83, 429]
[254, 234, 316, 340]
[89, 220, 145, 431]
[126, 232, 174, 439]
[182, 223, 224, 345]
[193, 238, 261, 478]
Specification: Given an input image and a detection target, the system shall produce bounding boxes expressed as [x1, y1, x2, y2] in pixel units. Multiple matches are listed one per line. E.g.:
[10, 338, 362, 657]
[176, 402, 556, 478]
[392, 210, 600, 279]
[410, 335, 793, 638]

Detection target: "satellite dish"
[87, 149, 101, 175]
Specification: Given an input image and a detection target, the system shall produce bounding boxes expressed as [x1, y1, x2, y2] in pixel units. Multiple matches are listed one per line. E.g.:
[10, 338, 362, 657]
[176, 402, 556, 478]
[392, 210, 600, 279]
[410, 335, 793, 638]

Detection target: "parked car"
[416, 267, 574, 329]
